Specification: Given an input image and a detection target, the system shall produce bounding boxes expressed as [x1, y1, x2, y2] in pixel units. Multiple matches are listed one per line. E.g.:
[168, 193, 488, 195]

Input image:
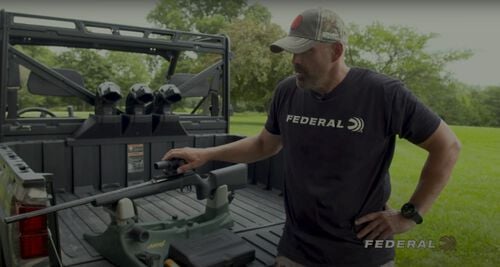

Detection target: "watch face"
[401, 203, 415, 217]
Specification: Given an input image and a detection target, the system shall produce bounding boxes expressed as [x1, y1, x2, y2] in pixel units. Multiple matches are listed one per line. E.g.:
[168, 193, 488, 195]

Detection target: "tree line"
[15, 0, 500, 127]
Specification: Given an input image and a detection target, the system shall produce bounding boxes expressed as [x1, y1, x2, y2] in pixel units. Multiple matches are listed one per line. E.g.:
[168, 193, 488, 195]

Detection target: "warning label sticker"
[127, 144, 144, 173]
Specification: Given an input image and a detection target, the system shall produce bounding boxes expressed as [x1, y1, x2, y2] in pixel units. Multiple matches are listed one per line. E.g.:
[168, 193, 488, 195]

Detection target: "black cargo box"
[169, 229, 256, 267]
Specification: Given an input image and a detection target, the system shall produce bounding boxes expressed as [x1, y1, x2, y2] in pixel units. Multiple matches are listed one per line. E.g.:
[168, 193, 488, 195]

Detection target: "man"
[163, 7, 461, 267]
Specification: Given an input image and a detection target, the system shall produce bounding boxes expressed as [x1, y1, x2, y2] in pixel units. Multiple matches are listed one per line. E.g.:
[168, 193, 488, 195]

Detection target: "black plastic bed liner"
[55, 184, 285, 267]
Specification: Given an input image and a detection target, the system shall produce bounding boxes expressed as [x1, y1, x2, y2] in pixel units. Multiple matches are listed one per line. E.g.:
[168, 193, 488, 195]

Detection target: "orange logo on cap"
[291, 15, 303, 30]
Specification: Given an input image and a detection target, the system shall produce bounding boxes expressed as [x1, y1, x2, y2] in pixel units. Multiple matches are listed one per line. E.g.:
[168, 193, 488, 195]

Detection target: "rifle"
[4, 160, 247, 224]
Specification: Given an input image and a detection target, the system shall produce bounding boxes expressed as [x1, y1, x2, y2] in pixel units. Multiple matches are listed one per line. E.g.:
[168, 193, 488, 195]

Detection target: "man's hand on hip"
[355, 208, 416, 240]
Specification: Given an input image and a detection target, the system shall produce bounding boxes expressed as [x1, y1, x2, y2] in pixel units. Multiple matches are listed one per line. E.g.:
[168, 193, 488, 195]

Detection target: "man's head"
[270, 8, 349, 91]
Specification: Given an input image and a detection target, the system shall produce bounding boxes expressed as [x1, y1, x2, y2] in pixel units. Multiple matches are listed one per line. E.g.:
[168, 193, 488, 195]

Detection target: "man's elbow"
[260, 139, 282, 157]
[256, 130, 283, 158]
[452, 138, 461, 153]
[436, 136, 461, 172]
[269, 144, 283, 156]
[448, 136, 461, 159]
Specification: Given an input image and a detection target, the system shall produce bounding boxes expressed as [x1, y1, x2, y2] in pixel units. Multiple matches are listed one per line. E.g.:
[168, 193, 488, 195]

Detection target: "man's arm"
[408, 121, 461, 214]
[355, 121, 461, 240]
[162, 128, 282, 173]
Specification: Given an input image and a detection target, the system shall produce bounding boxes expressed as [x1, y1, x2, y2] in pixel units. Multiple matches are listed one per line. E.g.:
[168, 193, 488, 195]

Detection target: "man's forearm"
[409, 134, 461, 215]
[409, 156, 456, 214]
[205, 134, 281, 164]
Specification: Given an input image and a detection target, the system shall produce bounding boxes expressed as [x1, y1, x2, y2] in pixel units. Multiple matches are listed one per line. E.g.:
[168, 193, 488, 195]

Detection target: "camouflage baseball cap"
[270, 7, 348, 53]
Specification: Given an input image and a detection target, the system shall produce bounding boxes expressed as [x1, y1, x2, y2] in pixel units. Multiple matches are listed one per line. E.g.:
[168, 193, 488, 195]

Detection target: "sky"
[1, 0, 499, 87]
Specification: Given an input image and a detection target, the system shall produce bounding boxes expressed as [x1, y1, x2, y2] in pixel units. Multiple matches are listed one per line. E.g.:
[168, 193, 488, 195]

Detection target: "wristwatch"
[400, 203, 423, 224]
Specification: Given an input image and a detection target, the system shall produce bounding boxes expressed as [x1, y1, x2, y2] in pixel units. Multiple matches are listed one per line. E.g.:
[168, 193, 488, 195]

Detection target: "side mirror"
[27, 68, 84, 96]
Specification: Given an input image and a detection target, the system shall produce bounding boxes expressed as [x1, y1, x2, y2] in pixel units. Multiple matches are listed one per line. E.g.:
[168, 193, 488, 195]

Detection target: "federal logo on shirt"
[286, 114, 365, 133]
[347, 117, 364, 133]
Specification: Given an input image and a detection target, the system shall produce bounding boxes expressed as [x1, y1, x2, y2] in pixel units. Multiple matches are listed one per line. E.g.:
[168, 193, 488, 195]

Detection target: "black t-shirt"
[265, 68, 441, 266]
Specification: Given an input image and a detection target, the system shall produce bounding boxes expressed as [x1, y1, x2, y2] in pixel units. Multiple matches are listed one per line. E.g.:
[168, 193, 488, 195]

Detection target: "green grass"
[229, 112, 268, 136]
[19, 110, 92, 118]
[389, 126, 500, 266]
[230, 113, 500, 267]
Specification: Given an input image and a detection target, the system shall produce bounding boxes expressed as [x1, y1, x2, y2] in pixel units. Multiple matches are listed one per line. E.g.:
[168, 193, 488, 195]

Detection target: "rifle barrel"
[3, 163, 247, 224]
[3, 179, 157, 224]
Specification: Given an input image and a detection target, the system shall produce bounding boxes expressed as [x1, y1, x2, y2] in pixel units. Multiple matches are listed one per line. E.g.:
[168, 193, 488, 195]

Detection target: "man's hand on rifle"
[162, 147, 210, 173]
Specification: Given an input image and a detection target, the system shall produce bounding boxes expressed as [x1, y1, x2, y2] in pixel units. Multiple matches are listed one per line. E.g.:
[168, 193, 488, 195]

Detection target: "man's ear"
[331, 42, 344, 62]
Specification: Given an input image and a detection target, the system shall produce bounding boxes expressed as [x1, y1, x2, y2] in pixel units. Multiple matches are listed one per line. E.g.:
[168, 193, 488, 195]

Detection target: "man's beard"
[294, 65, 318, 90]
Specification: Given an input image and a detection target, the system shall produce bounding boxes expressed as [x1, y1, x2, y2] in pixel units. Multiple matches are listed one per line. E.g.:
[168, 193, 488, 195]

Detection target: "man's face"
[292, 43, 334, 91]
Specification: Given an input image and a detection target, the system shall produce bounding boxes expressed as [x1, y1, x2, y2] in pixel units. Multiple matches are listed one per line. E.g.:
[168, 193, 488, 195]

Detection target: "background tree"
[479, 86, 500, 126]
[222, 4, 291, 111]
[56, 49, 114, 91]
[106, 52, 151, 91]
[346, 22, 474, 125]
[147, 0, 246, 33]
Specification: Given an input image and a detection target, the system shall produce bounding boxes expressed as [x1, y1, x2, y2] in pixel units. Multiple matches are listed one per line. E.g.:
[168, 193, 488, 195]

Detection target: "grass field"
[230, 113, 500, 267]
